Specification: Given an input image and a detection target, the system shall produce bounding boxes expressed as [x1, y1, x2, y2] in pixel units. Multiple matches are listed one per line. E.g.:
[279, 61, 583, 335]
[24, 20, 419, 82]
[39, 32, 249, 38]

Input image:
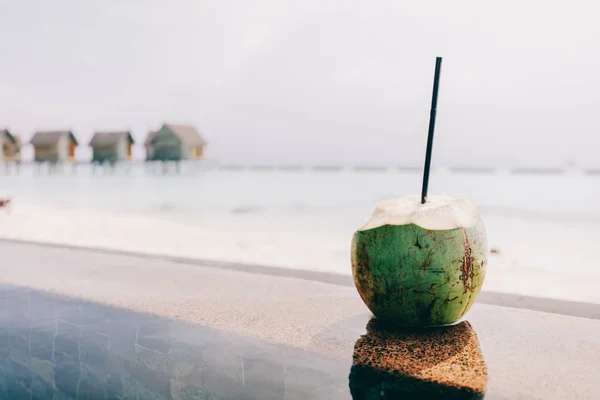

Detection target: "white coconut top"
[358, 195, 480, 231]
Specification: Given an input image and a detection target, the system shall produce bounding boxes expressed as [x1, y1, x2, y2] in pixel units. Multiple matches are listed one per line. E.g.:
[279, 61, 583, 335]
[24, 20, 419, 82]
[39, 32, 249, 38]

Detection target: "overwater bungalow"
[89, 131, 134, 164]
[0, 129, 20, 162]
[146, 124, 206, 162]
[13, 136, 22, 163]
[30, 130, 78, 163]
[144, 131, 157, 161]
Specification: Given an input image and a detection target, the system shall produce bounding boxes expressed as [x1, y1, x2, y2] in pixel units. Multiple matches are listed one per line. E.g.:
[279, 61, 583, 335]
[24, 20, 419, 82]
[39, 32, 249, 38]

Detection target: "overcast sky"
[0, 0, 598, 167]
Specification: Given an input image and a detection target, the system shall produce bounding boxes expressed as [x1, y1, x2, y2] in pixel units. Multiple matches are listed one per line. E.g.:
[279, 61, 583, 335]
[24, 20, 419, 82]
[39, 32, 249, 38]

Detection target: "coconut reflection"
[349, 318, 488, 400]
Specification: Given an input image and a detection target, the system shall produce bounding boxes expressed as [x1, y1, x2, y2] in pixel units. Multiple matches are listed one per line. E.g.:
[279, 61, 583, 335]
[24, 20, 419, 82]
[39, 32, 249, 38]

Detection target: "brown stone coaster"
[349, 319, 487, 399]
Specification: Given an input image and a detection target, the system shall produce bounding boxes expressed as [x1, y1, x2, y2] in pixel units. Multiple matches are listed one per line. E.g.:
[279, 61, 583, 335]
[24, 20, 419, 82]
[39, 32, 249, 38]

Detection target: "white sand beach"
[0, 199, 599, 305]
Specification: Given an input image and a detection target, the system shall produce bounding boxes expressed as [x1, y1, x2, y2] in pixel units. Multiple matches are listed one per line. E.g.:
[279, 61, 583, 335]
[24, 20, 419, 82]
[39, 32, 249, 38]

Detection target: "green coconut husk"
[351, 201, 487, 327]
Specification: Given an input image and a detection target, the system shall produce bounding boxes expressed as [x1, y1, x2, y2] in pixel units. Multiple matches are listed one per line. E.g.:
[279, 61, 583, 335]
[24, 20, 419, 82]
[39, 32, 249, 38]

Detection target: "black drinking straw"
[421, 57, 443, 204]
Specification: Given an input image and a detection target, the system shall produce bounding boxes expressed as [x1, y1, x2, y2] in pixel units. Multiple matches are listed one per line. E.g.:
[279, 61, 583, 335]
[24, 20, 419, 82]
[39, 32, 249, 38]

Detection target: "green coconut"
[351, 195, 488, 327]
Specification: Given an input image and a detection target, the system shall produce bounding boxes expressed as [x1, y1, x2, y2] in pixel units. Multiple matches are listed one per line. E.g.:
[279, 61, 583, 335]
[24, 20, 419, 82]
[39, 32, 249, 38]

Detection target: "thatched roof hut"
[30, 130, 78, 162]
[89, 131, 134, 163]
[144, 131, 157, 161]
[147, 124, 207, 161]
[0, 129, 19, 162]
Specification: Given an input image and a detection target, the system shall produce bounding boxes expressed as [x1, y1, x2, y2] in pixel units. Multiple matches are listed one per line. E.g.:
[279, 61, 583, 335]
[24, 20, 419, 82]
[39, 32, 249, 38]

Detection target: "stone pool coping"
[1, 237, 599, 320]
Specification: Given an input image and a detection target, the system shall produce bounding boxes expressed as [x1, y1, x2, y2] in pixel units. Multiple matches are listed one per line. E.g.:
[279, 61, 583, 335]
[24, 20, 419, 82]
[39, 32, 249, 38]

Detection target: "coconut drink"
[351, 57, 488, 327]
[351, 195, 488, 327]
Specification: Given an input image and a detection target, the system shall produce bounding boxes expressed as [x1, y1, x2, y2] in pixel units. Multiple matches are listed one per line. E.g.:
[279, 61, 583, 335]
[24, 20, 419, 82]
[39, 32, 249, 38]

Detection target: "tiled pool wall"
[0, 285, 350, 400]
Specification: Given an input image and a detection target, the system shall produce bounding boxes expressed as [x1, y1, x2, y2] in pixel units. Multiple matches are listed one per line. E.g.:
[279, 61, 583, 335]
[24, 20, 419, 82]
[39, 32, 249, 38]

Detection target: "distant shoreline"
[3, 161, 599, 176]
[1, 237, 599, 321]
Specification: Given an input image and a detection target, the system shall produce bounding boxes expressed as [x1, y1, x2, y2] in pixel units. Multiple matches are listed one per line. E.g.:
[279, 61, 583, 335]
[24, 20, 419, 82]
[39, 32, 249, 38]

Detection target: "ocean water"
[0, 163, 599, 304]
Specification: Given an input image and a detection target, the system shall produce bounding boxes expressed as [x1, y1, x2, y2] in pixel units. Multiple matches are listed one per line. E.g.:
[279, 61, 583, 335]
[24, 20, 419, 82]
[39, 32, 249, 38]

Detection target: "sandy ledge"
[1, 237, 599, 321]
